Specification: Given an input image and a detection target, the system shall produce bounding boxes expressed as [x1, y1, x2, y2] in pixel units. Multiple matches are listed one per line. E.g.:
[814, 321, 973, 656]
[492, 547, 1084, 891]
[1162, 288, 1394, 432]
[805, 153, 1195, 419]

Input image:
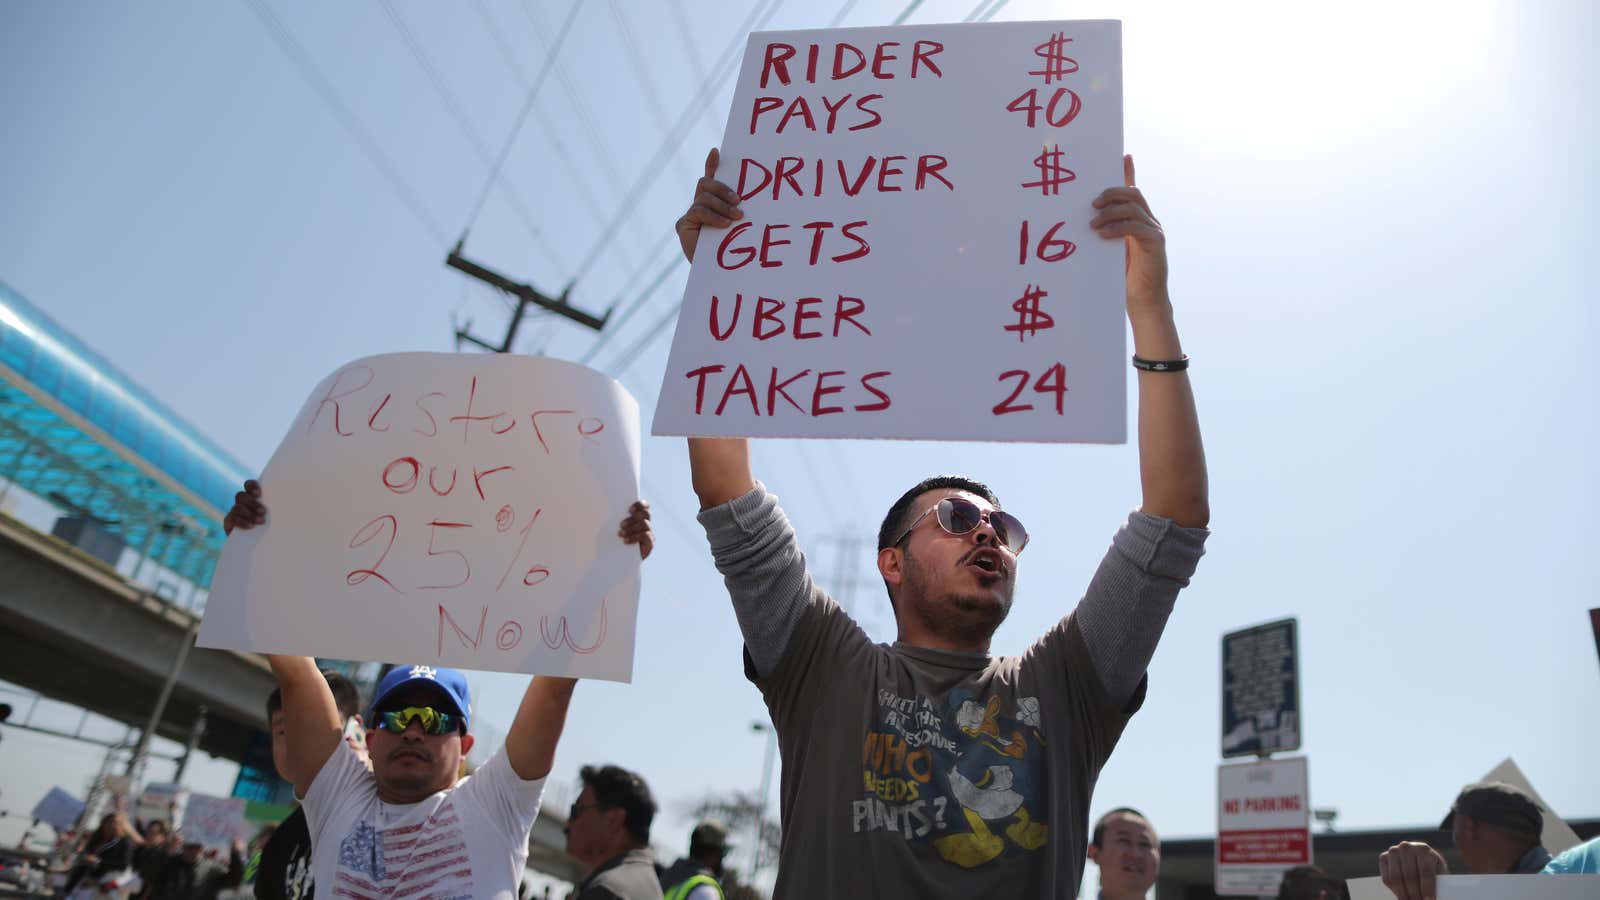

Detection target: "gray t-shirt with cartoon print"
[698, 486, 1207, 899]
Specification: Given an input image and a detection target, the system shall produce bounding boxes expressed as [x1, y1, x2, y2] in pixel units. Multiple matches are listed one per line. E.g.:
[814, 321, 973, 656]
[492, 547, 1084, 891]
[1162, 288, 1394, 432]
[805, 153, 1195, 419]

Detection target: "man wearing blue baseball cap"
[225, 483, 654, 900]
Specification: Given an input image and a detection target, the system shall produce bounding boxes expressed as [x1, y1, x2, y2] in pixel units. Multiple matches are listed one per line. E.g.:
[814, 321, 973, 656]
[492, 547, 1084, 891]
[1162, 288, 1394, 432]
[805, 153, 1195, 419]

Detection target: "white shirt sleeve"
[301, 741, 375, 845]
[455, 746, 547, 847]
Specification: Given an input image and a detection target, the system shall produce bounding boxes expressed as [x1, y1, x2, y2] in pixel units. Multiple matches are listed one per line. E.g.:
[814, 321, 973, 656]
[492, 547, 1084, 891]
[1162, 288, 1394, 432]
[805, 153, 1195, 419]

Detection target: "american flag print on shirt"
[332, 799, 475, 899]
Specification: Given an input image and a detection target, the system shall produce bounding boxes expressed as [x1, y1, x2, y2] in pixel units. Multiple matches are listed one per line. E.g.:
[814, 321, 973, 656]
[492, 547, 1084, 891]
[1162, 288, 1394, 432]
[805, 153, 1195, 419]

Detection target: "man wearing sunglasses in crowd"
[674, 148, 1209, 899]
[224, 482, 655, 900]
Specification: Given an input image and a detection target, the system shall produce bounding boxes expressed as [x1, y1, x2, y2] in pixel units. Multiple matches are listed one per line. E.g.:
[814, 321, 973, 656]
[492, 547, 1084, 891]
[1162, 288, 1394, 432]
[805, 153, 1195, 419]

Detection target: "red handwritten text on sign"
[306, 366, 616, 660]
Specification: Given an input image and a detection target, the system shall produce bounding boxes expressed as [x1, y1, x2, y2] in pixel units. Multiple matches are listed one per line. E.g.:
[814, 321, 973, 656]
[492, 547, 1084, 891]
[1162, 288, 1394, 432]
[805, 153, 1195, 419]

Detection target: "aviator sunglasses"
[374, 706, 461, 736]
[893, 496, 1029, 554]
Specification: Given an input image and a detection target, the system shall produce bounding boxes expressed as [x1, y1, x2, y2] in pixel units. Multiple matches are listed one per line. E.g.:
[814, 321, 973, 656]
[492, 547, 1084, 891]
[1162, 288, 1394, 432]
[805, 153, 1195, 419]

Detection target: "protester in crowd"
[1275, 864, 1347, 900]
[140, 837, 245, 900]
[253, 668, 363, 899]
[563, 764, 662, 900]
[658, 820, 730, 900]
[1379, 781, 1552, 900]
[225, 482, 654, 900]
[1542, 835, 1600, 874]
[675, 147, 1208, 898]
[63, 812, 139, 898]
[1087, 808, 1161, 899]
[133, 820, 170, 894]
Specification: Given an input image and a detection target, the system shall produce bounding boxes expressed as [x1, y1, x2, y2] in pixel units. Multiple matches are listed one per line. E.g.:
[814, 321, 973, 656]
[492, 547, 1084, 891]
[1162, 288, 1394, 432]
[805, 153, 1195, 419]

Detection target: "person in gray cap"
[659, 820, 731, 900]
[1378, 781, 1551, 900]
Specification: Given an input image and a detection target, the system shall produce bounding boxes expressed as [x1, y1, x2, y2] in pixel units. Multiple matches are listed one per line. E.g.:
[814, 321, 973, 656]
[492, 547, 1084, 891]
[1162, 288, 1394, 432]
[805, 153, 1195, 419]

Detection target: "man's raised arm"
[1094, 156, 1209, 529]
[677, 147, 758, 510]
[226, 482, 343, 789]
[264, 655, 343, 792]
[503, 677, 575, 781]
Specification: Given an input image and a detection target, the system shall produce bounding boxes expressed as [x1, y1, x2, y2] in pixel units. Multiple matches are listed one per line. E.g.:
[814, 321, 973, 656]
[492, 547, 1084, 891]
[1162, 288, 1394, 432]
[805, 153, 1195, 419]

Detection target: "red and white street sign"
[1216, 756, 1311, 896]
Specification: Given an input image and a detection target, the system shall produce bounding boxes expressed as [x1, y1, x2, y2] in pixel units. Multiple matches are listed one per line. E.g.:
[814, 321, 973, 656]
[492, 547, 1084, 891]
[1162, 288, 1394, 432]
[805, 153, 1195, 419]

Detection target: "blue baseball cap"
[369, 665, 472, 731]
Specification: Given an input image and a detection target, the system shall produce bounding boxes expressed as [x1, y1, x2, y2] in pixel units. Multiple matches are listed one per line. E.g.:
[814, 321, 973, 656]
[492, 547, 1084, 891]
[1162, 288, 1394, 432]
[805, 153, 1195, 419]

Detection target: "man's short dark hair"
[1091, 807, 1150, 848]
[580, 764, 656, 845]
[266, 669, 361, 721]
[876, 476, 1003, 609]
[876, 476, 1002, 552]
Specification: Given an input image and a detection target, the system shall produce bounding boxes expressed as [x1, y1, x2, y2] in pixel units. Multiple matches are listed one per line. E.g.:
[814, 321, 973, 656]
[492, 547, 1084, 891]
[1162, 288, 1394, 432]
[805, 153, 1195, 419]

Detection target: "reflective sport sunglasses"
[893, 496, 1029, 554]
[374, 706, 461, 736]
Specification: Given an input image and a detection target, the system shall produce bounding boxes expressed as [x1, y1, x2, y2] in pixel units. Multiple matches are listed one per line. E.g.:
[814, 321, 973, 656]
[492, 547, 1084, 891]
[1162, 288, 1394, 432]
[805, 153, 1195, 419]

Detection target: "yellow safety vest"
[663, 873, 723, 900]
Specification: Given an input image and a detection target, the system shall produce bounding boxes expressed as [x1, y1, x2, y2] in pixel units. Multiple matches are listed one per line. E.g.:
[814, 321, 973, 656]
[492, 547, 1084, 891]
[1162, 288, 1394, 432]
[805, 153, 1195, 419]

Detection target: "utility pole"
[747, 531, 869, 885]
[172, 706, 207, 784]
[125, 616, 202, 789]
[815, 534, 875, 616]
[445, 239, 609, 351]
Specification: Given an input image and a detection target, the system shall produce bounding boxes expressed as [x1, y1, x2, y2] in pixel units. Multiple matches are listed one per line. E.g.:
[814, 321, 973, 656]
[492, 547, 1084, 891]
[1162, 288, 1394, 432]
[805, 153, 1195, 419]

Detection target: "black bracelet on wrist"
[1131, 354, 1189, 372]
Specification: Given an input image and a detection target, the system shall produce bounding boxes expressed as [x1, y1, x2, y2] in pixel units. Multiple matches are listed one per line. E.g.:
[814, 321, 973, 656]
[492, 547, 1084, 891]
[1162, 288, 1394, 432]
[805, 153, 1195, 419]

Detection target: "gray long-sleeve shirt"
[698, 484, 1207, 899]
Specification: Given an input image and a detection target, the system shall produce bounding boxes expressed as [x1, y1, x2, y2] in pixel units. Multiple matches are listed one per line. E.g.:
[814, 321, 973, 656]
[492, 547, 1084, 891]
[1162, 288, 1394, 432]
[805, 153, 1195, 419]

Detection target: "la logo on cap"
[410, 665, 438, 680]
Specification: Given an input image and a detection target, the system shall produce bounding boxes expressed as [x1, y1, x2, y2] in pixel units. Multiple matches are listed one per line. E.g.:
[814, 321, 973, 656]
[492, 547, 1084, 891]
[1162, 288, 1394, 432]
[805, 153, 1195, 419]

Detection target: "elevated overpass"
[0, 509, 273, 761]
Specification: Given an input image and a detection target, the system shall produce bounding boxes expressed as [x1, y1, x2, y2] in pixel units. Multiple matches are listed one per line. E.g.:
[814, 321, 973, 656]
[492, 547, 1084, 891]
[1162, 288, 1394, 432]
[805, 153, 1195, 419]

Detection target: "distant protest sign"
[137, 781, 186, 827]
[1349, 875, 1600, 900]
[181, 793, 247, 850]
[31, 787, 84, 833]
[199, 353, 644, 682]
[653, 20, 1126, 443]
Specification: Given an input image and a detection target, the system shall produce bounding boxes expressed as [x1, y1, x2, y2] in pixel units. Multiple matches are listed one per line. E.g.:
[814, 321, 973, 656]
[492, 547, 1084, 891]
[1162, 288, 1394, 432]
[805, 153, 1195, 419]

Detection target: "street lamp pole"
[748, 721, 778, 883]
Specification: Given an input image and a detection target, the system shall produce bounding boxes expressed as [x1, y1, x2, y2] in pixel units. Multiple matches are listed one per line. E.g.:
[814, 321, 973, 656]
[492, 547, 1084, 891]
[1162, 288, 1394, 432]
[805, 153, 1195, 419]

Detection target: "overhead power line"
[378, 0, 565, 271]
[565, 0, 784, 285]
[892, 0, 926, 26]
[606, 0, 676, 139]
[462, 0, 586, 236]
[469, 0, 629, 241]
[240, 0, 449, 244]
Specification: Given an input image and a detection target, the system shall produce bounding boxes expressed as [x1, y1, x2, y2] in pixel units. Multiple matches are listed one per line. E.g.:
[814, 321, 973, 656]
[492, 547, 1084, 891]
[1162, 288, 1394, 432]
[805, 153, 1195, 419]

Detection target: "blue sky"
[1, 0, 1595, 892]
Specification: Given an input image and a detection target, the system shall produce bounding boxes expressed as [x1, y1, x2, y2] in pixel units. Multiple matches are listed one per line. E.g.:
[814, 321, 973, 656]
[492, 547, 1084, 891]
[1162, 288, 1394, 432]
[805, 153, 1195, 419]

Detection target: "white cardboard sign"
[1216, 756, 1312, 896]
[136, 781, 187, 827]
[30, 787, 85, 833]
[1476, 758, 1582, 855]
[1349, 875, 1600, 899]
[198, 353, 644, 682]
[653, 20, 1126, 443]
[180, 793, 247, 850]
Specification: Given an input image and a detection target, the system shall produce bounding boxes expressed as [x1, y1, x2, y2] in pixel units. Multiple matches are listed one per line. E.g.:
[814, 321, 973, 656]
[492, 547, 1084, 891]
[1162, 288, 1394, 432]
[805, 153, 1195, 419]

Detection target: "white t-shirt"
[303, 741, 546, 900]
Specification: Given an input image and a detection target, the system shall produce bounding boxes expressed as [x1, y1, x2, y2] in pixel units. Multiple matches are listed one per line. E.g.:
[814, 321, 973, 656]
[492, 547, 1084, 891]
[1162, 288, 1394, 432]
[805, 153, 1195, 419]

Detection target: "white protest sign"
[136, 781, 187, 827]
[1475, 757, 1582, 855]
[653, 20, 1126, 443]
[1349, 875, 1600, 899]
[30, 787, 85, 833]
[198, 353, 644, 682]
[181, 793, 247, 850]
[1216, 756, 1312, 896]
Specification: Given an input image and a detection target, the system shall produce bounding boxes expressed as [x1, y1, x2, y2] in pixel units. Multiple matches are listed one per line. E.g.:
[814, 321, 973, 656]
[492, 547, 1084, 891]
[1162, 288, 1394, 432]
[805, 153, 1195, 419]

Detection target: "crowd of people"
[33, 149, 1591, 900]
[49, 811, 243, 899]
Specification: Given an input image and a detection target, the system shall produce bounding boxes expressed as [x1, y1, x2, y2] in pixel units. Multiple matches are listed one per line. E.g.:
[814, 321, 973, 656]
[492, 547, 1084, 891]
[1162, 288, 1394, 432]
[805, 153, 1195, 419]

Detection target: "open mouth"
[964, 549, 1006, 578]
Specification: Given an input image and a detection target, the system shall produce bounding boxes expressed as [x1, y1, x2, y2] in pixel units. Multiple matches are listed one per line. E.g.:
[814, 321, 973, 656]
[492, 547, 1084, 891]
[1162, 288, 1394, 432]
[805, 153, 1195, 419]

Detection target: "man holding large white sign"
[673, 20, 1208, 899]
[203, 352, 656, 900]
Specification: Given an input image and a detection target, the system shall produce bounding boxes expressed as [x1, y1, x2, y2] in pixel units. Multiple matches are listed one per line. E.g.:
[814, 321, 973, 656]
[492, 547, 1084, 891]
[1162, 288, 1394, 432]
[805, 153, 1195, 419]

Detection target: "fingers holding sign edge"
[677, 148, 742, 263]
[619, 500, 654, 560]
[224, 479, 266, 535]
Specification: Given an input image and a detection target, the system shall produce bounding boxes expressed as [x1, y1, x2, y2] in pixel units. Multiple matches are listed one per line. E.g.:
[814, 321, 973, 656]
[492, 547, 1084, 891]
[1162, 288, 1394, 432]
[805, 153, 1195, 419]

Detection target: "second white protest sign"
[654, 20, 1126, 443]
[198, 353, 643, 682]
